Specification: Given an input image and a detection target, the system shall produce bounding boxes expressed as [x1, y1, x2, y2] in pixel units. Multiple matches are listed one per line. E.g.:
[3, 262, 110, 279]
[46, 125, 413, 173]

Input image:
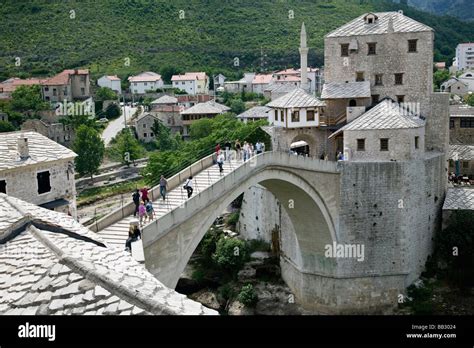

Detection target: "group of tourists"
[132, 188, 155, 227]
[216, 139, 265, 165]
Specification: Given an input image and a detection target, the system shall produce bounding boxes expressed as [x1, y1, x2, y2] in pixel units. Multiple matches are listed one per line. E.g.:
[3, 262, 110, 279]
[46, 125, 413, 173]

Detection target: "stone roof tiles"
[326, 11, 433, 38]
[321, 81, 371, 99]
[151, 95, 178, 105]
[443, 188, 474, 211]
[181, 101, 230, 115]
[450, 105, 474, 118]
[0, 194, 216, 315]
[237, 106, 271, 120]
[449, 144, 474, 161]
[329, 99, 424, 138]
[267, 88, 325, 108]
[0, 131, 77, 172]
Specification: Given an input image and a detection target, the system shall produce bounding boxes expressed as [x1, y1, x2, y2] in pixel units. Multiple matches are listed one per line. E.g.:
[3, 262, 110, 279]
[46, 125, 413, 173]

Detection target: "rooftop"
[321, 81, 371, 99]
[329, 98, 424, 138]
[267, 88, 325, 109]
[0, 131, 77, 172]
[181, 101, 230, 115]
[128, 72, 162, 83]
[0, 194, 215, 315]
[450, 105, 474, 118]
[171, 72, 207, 82]
[449, 144, 474, 161]
[252, 74, 273, 84]
[42, 69, 89, 86]
[326, 11, 433, 38]
[104, 75, 120, 81]
[443, 188, 474, 211]
[151, 95, 178, 105]
[237, 106, 272, 120]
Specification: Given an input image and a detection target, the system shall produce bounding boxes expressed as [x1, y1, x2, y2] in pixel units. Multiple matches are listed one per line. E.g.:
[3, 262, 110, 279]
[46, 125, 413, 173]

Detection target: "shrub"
[237, 284, 258, 307]
[247, 239, 271, 253]
[198, 228, 224, 266]
[226, 211, 240, 227]
[212, 236, 249, 274]
[218, 283, 235, 301]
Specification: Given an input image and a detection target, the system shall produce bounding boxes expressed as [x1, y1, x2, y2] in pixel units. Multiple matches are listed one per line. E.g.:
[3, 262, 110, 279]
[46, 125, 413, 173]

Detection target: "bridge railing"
[142, 150, 340, 246]
[89, 152, 215, 232]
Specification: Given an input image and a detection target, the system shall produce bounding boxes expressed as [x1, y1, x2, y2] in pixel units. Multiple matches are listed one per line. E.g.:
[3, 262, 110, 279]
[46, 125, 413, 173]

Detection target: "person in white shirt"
[183, 176, 193, 198]
[217, 152, 225, 174]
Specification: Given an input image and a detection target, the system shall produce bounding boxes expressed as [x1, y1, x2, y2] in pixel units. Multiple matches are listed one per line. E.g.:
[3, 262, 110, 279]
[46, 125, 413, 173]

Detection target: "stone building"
[21, 119, 75, 148]
[180, 101, 230, 138]
[0, 131, 77, 218]
[329, 98, 425, 162]
[236, 106, 271, 123]
[442, 188, 474, 230]
[135, 109, 183, 143]
[0, 194, 215, 315]
[441, 77, 468, 96]
[449, 104, 474, 145]
[41, 69, 90, 103]
[448, 144, 474, 178]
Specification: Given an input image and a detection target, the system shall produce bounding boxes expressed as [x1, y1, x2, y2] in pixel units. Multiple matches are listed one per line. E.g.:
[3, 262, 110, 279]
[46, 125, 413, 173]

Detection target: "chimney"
[18, 136, 29, 160]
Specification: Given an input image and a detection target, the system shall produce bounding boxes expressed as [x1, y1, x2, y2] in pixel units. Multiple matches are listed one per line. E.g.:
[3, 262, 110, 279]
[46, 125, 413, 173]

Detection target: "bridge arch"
[142, 152, 340, 289]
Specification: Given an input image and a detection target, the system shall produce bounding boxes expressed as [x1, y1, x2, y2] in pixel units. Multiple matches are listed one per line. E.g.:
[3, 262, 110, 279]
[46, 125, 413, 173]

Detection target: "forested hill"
[404, 0, 474, 22]
[0, 0, 472, 82]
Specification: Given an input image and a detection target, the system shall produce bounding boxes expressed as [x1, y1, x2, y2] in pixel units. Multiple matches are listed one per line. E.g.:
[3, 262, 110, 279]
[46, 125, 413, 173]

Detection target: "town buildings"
[236, 106, 272, 123]
[0, 77, 42, 100]
[453, 42, 474, 71]
[441, 77, 469, 96]
[171, 72, 209, 95]
[41, 69, 90, 102]
[128, 72, 163, 94]
[180, 101, 229, 137]
[0, 131, 77, 218]
[97, 75, 121, 94]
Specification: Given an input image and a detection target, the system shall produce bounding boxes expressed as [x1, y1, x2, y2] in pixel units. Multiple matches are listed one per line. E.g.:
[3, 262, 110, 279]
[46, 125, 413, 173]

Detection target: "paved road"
[102, 106, 137, 146]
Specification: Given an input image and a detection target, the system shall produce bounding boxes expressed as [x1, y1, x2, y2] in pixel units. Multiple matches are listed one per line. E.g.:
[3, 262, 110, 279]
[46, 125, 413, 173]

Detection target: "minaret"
[299, 22, 309, 92]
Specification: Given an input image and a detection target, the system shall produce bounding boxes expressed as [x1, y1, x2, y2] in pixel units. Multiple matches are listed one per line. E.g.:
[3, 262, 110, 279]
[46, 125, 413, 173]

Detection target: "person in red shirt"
[215, 143, 221, 155]
[140, 187, 149, 202]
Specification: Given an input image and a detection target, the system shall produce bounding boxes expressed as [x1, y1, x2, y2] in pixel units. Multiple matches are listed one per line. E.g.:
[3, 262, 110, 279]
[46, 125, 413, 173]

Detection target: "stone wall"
[449, 117, 474, 145]
[0, 160, 77, 218]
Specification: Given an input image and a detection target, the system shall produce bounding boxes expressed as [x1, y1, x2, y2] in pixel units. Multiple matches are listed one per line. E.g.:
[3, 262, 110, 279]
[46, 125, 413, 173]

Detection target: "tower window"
[375, 74, 383, 86]
[356, 72, 365, 82]
[408, 39, 418, 53]
[341, 44, 349, 57]
[368, 43, 377, 55]
[380, 138, 389, 151]
[349, 99, 357, 107]
[0, 180, 6, 194]
[415, 136, 419, 149]
[37, 171, 51, 194]
[397, 95, 405, 103]
[357, 139, 365, 151]
[307, 110, 315, 121]
[395, 73, 404, 85]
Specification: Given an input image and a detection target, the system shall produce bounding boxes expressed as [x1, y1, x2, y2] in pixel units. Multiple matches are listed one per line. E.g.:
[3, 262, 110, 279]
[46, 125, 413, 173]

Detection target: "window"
[397, 95, 405, 103]
[0, 180, 6, 194]
[415, 136, 419, 149]
[53, 88, 57, 96]
[63, 89, 68, 96]
[291, 110, 300, 122]
[375, 74, 383, 86]
[368, 42, 377, 55]
[37, 171, 51, 194]
[81, 88, 85, 95]
[357, 139, 365, 151]
[356, 72, 365, 82]
[449, 119, 455, 129]
[380, 138, 389, 151]
[349, 99, 357, 107]
[150, 133, 154, 137]
[307, 110, 315, 121]
[341, 44, 349, 57]
[80, 75, 86, 83]
[395, 73, 404, 85]
[144, 133, 147, 138]
[372, 94, 379, 105]
[44, 87, 49, 92]
[460, 118, 474, 128]
[408, 39, 417, 53]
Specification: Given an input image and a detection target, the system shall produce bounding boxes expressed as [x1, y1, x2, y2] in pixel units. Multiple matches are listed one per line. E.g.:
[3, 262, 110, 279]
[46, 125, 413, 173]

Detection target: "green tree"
[189, 118, 213, 140]
[230, 98, 245, 114]
[151, 119, 177, 150]
[160, 66, 183, 84]
[464, 94, 474, 107]
[142, 151, 181, 186]
[105, 104, 121, 119]
[433, 69, 451, 90]
[96, 87, 117, 101]
[0, 120, 15, 132]
[108, 129, 145, 166]
[212, 236, 249, 275]
[10, 85, 48, 113]
[73, 125, 105, 178]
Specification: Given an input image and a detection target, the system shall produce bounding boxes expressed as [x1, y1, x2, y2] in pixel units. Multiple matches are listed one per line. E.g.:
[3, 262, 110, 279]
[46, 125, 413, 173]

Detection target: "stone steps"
[97, 160, 244, 254]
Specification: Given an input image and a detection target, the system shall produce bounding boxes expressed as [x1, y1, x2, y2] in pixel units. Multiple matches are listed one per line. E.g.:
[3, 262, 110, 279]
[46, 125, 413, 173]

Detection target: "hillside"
[406, 0, 474, 22]
[0, 0, 473, 82]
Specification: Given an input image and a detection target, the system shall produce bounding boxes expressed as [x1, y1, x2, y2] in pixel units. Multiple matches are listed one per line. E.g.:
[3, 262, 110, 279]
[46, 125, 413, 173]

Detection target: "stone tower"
[299, 22, 309, 91]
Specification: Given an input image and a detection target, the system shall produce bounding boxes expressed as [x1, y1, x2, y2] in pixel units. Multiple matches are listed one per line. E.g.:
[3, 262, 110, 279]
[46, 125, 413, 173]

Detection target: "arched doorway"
[289, 133, 318, 157]
[349, 99, 357, 107]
